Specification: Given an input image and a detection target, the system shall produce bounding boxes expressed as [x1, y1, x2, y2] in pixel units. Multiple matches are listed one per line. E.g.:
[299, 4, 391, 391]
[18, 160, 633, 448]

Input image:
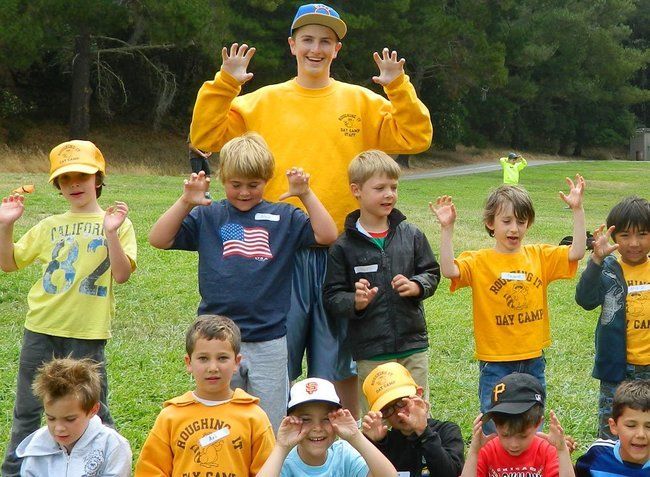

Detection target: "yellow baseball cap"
[49, 140, 106, 183]
[362, 362, 418, 413]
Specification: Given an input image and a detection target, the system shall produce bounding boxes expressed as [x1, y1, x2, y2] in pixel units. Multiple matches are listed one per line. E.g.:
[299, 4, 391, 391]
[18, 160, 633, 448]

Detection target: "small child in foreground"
[258, 377, 397, 477]
[16, 357, 132, 476]
[575, 379, 650, 477]
[461, 372, 574, 477]
[361, 362, 464, 477]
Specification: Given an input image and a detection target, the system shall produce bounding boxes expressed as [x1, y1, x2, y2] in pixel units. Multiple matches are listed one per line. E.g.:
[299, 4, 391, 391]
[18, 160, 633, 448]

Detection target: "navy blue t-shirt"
[172, 199, 315, 342]
[575, 439, 649, 477]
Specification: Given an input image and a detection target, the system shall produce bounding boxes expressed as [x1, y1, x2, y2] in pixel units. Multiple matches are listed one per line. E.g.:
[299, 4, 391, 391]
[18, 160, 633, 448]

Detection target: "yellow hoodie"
[135, 388, 275, 477]
[190, 71, 432, 230]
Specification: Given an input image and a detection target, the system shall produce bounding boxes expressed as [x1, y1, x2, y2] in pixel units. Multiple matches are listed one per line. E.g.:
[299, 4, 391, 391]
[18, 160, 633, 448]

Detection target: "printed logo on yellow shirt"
[338, 114, 361, 137]
[490, 271, 544, 326]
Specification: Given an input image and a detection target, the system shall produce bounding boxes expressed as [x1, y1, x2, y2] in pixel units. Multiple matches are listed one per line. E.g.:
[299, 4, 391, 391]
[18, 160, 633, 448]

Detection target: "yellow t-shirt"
[13, 212, 137, 339]
[619, 259, 650, 365]
[451, 244, 578, 361]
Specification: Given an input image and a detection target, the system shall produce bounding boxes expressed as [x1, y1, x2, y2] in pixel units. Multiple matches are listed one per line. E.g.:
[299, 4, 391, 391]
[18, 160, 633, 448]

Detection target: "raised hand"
[221, 43, 256, 85]
[181, 171, 212, 207]
[559, 174, 585, 210]
[395, 396, 429, 435]
[362, 411, 388, 442]
[103, 201, 129, 233]
[372, 48, 405, 86]
[537, 410, 568, 451]
[0, 194, 25, 225]
[468, 413, 496, 455]
[329, 408, 360, 441]
[276, 415, 309, 450]
[279, 167, 311, 201]
[591, 224, 618, 263]
[429, 195, 456, 228]
[392, 274, 420, 297]
[355, 278, 378, 311]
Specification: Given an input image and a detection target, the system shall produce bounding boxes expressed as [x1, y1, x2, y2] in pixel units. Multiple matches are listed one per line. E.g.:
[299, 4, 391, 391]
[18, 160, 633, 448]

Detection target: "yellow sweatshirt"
[190, 71, 433, 230]
[135, 389, 275, 477]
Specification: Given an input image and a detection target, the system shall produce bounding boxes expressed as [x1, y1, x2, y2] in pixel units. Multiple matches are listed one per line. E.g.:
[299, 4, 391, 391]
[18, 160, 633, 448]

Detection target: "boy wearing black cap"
[258, 377, 397, 477]
[461, 373, 574, 477]
[190, 2, 433, 416]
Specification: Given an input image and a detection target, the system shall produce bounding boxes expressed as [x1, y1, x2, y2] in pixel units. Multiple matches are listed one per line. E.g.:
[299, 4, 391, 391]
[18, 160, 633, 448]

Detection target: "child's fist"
[355, 278, 378, 311]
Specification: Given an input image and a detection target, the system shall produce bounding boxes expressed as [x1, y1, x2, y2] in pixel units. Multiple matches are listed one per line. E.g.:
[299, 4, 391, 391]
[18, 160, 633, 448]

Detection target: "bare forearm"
[568, 207, 586, 261]
[256, 445, 292, 477]
[0, 224, 18, 272]
[460, 451, 479, 477]
[149, 198, 194, 249]
[105, 230, 132, 284]
[439, 226, 460, 278]
[347, 433, 396, 477]
[558, 447, 575, 477]
[299, 190, 337, 245]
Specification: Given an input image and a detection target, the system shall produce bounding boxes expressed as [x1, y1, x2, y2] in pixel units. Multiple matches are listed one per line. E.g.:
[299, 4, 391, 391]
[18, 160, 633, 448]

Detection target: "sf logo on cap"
[493, 383, 506, 402]
[305, 382, 318, 395]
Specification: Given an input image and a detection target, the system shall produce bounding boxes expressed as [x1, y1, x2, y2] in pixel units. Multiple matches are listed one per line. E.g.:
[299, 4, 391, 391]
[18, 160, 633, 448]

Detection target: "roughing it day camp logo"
[338, 114, 361, 137]
[56, 144, 83, 165]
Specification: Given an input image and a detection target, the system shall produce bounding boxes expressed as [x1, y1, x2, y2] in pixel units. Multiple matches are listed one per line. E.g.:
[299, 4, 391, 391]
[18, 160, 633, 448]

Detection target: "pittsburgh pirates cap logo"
[493, 382, 506, 402]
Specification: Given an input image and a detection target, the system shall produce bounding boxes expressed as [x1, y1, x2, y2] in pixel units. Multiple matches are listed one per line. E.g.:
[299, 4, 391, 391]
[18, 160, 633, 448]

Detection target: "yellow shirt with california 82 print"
[13, 211, 137, 340]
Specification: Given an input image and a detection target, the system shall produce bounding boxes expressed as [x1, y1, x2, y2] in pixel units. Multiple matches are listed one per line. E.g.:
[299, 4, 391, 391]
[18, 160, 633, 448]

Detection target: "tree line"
[0, 0, 647, 155]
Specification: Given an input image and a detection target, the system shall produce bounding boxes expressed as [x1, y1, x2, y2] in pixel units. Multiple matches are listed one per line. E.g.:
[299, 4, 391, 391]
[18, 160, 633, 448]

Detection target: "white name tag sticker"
[501, 272, 526, 281]
[397, 472, 411, 477]
[255, 213, 280, 222]
[628, 284, 650, 294]
[199, 428, 230, 448]
[354, 264, 379, 273]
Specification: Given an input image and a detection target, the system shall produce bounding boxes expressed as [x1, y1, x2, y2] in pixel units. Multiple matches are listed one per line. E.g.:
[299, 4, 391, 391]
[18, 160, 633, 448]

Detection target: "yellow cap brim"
[49, 164, 100, 183]
[370, 384, 417, 413]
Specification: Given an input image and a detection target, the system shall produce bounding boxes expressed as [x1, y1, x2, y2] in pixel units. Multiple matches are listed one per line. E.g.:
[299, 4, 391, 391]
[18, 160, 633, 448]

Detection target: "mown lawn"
[0, 160, 648, 461]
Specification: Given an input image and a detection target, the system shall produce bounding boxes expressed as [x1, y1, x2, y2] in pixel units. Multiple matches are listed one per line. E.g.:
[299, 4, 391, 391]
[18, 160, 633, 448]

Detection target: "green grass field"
[1, 160, 648, 462]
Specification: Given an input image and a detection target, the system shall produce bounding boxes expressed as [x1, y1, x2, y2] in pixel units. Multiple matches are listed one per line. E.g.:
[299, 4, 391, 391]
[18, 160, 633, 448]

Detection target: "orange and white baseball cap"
[287, 377, 342, 413]
[49, 140, 106, 183]
[363, 362, 418, 413]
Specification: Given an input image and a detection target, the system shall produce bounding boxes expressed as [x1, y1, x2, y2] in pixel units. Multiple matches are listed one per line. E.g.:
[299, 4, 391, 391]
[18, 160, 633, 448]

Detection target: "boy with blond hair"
[149, 132, 337, 430]
[136, 314, 275, 476]
[324, 150, 440, 415]
[361, 362, 464, 477]
[0, 140, 137, 476]
[431, 178, 586, 432]
[576, 379, 650, 476]
[17, 357, 132, 476]
[575, 196, 650, 438]
[190, 3, 433, 415]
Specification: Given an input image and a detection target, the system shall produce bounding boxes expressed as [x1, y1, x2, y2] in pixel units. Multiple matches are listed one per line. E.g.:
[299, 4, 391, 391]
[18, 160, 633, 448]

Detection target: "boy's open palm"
[355, 278, 379, 311]
[430, 196, 456, 228]
[279, 167, 310, 201]
[537, 410, 568, 451]
[221, 43, 256, 85]
[329, 409, 360, 441]
[362, 411, 388, 442]
[372, 48, 405, 86]
[0, 194, 25, 225]
[592, 224, 619, 262]
[397, 397, 429, 434]
[182, 172, 212, 207]
[469, 413, 496, 455]
[276, 416, 309, 449]
[559, 173, 585, 209]
[104, 201, 129, 233]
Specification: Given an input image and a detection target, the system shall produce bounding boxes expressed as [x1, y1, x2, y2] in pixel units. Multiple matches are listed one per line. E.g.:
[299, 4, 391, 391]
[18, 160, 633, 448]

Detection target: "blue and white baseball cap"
[290, 3, 347, 40]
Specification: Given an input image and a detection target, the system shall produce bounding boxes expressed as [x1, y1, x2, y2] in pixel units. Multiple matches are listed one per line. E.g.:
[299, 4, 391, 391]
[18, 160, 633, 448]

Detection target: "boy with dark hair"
[461, 373, 574, 477]
[16, 357, 132, 476]
[149, 132, 337, 430]
[190, 2, 433, 416]
[431, 178, 586, 432]
[136, 314, 275, 476]
[257, 377, 397, 477]
[323, 150, 440, 415]
[500, 152, 527, 184]
[0, 140, 137, 476]
[575, 196, 650, 438]
[361, 362, 464, 477]
[576, 379, 650, 476]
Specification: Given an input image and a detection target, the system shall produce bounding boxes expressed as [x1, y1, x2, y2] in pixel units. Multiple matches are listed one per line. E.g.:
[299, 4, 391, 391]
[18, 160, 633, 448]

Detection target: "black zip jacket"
[323, 209, 440, 360]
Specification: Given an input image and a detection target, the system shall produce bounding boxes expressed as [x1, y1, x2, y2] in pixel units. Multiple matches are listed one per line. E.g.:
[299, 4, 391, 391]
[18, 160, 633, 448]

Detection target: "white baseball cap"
[287, 377, 342, 413]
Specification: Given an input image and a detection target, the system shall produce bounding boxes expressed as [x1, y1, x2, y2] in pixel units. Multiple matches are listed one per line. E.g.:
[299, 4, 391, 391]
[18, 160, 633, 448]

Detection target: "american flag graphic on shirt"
[220, 223, 273, 260]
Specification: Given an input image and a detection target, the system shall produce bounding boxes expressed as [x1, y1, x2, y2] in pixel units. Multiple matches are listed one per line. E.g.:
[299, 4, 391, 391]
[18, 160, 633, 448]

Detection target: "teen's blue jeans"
[478, 356, 546, 434]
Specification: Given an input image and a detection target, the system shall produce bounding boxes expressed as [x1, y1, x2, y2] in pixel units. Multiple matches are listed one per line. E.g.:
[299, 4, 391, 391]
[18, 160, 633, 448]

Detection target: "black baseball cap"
[483, 372, 545, 420]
